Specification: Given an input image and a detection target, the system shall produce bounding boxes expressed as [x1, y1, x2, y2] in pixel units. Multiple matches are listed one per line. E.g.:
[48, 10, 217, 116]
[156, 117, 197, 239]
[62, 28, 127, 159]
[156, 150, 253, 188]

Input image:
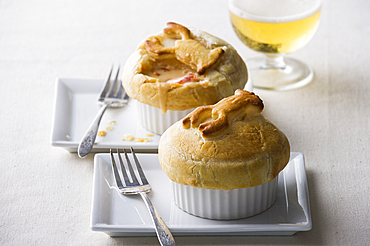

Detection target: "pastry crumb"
[125, 134, 135, 141]
[121, 134, 151, 142]
[108, 120, 116, 125]
[98, 130, 106, 136]
[105, 126, 113, 131]
[135, 137, 151, 142]
[66, 135, 71, 140]
[146, 133, 154, 137]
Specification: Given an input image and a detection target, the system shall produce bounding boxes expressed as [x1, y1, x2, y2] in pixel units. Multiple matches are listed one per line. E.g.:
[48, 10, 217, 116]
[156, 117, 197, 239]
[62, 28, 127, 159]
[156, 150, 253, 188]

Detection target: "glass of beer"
[229, 0, 322, 90]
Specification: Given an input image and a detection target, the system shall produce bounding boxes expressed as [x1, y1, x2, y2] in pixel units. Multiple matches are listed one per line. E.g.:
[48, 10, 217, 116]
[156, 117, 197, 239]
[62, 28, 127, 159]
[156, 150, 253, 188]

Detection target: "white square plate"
[90, 152, 312, 236]
[50, 78, 161, 152]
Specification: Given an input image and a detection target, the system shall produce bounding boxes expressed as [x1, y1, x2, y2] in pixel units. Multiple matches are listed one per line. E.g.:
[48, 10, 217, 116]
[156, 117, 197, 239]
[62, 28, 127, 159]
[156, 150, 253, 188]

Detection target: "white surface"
[91, 153, 311, 236]
[51, 78, 160, 152]
[1, 0, 370, 245]
[136, 101, 194, 135]
[172, 176, 278, 220]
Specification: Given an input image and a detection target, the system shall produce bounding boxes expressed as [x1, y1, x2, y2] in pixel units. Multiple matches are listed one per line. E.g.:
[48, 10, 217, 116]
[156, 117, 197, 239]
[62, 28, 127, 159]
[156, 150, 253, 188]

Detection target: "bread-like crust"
[182, 89, 264, 139]
[158, 90, 290, 190]
[122, 22, 248, 113]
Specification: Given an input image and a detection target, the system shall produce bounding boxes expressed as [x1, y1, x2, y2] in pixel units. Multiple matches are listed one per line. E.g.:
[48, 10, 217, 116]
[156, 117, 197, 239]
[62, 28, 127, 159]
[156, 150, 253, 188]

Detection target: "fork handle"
[77, 103, 111, 158]
[139, 192, 176, 246]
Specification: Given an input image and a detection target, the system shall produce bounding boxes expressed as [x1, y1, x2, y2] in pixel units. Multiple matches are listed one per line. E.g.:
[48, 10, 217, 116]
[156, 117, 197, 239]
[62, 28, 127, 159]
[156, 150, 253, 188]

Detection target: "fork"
[77, 66, 128, 158]
[110, 148, 176, 246]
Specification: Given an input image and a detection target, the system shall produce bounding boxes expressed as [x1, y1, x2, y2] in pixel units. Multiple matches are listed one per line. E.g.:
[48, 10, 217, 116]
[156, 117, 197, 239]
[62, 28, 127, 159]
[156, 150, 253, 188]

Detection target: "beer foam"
[229, 0, 321, 23]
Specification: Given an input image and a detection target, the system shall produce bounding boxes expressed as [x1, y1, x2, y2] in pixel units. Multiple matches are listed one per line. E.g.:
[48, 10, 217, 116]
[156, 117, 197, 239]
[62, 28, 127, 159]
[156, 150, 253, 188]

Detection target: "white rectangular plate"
[90, 152, 312, 236]
[50, 78, 161, 152]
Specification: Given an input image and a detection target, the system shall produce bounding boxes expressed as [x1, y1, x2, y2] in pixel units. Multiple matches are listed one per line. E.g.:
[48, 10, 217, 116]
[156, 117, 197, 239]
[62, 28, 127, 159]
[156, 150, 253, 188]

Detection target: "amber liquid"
[230, 9, 321, 54]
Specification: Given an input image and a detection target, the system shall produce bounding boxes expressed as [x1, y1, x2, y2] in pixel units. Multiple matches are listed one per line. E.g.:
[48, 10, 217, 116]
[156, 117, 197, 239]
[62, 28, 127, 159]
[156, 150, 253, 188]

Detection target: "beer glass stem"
[263, 54, 286, 69]
[246, 55, 314, 90]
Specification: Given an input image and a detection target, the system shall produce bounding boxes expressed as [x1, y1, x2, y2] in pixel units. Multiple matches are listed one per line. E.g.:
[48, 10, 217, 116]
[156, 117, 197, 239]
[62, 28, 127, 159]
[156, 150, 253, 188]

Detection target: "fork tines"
[110, 148, 150, 192]
[98, 66, 126, 103]
[110, 148, 176, 245]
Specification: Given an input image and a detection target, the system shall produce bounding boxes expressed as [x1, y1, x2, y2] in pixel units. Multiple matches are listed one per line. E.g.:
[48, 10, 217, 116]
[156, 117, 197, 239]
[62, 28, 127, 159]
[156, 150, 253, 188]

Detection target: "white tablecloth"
[1, 0, 369, 245]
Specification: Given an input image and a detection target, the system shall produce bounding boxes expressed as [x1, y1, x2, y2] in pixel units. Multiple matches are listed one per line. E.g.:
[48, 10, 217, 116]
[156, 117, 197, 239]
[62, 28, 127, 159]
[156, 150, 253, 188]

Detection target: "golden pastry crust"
[182, 89, 264, 139]
[122, 22, 248, 113]
[158, 90, 290, 190]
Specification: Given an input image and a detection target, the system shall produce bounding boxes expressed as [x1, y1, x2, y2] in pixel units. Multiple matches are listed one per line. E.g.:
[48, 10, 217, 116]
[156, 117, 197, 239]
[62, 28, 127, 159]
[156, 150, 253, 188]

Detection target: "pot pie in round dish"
[158, 89, 290, 219]
[122, 22, 248, 134]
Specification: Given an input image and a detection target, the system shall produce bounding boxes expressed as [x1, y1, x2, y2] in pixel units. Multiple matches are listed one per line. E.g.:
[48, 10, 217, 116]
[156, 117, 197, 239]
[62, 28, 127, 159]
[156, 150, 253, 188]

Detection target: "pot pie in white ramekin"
[158, 89, 290, 219]
[122, 22, 248, 134]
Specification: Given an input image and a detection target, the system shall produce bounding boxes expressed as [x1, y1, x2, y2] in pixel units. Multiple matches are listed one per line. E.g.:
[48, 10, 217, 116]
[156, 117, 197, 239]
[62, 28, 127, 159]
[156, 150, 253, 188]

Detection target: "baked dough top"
[122, 22, 248, 113]
[158, 90, 290, 190]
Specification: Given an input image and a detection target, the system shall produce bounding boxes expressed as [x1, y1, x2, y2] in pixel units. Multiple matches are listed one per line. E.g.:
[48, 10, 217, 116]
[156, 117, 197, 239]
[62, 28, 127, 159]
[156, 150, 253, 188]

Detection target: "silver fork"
[110, 148, 176, 246]
[78, 66, 128, 158]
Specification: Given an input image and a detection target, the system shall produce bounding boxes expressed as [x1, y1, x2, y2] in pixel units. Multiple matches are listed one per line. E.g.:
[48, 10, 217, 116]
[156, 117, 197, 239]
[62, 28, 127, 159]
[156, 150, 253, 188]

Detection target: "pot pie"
[122, 22, 248, 134]
[158, 89, 290, 219]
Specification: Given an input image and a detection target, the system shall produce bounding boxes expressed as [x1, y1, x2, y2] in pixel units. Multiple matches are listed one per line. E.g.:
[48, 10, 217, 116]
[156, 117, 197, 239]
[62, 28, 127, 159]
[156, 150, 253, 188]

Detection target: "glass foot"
[246, 56, 313, 91]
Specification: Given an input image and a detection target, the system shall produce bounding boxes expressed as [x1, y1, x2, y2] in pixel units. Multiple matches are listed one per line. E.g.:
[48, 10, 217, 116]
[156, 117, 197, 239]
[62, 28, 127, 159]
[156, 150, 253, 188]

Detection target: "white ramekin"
[136, 101, 194, 135]
[171, 176, 278, 220]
